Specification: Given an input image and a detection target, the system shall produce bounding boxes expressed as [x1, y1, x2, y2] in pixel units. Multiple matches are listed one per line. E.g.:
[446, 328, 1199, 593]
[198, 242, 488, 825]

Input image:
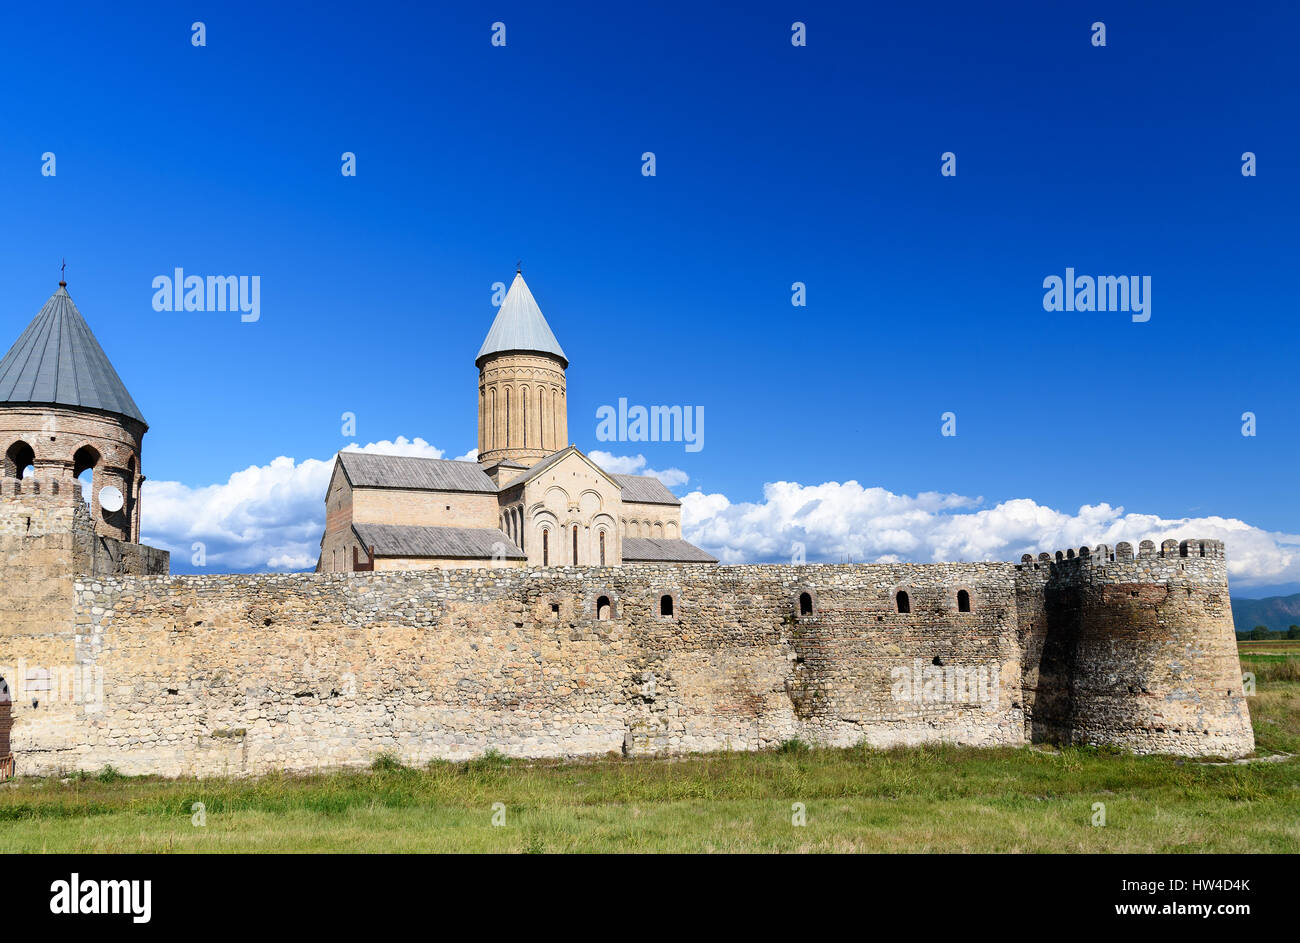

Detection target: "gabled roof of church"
[475, 271, 568, 367]
[0, 284, 146, 425]
[622, 537, 717, 563]
[352, 522, 525, 559]
[611, 473, 681, 506]
[503, 445, 621, 493]
[337, 451, 496, 493]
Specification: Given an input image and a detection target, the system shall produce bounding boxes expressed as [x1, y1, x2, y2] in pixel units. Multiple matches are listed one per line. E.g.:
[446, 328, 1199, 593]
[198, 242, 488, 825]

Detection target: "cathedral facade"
[317, 272, 714, 572]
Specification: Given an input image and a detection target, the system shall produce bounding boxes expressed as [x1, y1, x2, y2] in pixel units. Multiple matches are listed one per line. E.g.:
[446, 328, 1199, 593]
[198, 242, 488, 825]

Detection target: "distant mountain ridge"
[1231, 593, 1300, 633]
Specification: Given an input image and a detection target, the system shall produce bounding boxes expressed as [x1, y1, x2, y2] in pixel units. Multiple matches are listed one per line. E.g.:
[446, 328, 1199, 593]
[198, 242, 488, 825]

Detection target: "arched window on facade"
[660, 594, 673, 617]
[542, 529, 549, 566]
[957, 589, 971, 613]
[896, 590, 910, 614]
[572, 526, 579, 566]
[599, 531, 606, 565]
[126, 455, 137, 535]
[798, 592, 813, 616]
[597, 595, 611, 620]
[73, 445, 99, 503]
[4, 440, 35, 479]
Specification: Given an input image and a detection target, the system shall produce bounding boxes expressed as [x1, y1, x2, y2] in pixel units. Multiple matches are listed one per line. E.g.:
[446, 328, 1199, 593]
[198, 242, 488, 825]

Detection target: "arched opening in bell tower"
[3, 440, 34, 479]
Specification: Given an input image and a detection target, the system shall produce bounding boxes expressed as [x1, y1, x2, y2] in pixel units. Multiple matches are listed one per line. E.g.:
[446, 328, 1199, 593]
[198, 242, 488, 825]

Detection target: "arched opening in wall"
[896, 591, 911, 614]
[799, 592, 813, 616]
[125, 455, 137, 535]
[597, 595, 611, 621]
[73, 445, 100, 504]
[522, 386, 528, 449]
[957, 589, 971, 613]
[599, 531, 606, 566]
[4, 440, 34, 479]
[542, 529, 549, 566]
[572, 526, 579, 566]
[660, 594, 674, 617]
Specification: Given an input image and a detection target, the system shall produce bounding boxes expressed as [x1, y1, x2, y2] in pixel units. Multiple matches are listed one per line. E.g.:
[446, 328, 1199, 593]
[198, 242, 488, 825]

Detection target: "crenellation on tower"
[1015, 534, 1252, 757]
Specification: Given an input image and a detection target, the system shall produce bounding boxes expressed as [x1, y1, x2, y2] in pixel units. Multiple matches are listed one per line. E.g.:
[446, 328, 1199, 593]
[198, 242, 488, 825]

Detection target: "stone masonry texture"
[0, 489, 1254, 776]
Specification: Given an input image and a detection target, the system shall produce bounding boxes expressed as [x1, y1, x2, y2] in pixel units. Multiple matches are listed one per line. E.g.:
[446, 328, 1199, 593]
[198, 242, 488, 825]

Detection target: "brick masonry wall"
[0, 404, 147, 542]
[620, 500, 681, 539]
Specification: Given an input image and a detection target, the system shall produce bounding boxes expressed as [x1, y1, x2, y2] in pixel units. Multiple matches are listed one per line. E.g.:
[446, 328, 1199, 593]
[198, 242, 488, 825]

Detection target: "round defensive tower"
[0, 280, 148, 543]
[1035, 538, 1254, 758]
[476, 270, 568, 468]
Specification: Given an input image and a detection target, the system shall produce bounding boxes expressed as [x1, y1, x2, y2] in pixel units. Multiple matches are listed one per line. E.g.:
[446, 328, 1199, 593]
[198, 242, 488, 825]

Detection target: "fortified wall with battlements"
[0, 480, 1254, 776]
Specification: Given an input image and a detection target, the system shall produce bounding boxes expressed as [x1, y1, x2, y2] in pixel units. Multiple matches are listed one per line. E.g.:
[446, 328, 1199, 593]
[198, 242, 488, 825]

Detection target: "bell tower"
[0, 279, 148, 543]
[476, 269, 568, 468]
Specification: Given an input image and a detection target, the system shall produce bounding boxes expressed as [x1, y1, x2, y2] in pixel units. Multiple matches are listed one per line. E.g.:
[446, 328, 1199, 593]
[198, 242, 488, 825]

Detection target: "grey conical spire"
[475, 271, 568, 367]
[0, 284, 146, 425]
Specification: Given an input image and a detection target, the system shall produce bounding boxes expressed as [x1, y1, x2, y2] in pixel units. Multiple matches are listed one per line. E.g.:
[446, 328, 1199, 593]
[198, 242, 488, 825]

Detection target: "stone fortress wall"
[0, 489, 1254, 777]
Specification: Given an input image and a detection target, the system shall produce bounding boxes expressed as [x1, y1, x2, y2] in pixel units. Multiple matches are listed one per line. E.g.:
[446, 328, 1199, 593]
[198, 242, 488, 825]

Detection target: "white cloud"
[142, 436, 481, 572]
[140, 443, 1300, 590]
[143, 455, 335, 571]
[681, 480, 1300, 590]
[588, 450, 689, 487]
[341, 436, 446, 459]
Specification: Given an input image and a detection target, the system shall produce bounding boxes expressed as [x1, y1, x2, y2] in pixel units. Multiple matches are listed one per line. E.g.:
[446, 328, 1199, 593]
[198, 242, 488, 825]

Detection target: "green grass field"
[3, 642, 1297, 853]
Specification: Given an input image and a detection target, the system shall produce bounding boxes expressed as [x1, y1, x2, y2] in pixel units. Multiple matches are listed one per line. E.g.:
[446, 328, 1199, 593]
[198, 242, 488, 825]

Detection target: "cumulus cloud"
[680, 480, 1300, 590]
[341, 436, 446, 459]
[140, 443, 1299, 591]
[587, 450, 689, 487]
[142, 436, 477, 572]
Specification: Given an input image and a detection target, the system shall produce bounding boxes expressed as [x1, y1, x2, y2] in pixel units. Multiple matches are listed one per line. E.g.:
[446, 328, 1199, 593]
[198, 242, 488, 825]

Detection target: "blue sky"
[0, 1, 1296, 592]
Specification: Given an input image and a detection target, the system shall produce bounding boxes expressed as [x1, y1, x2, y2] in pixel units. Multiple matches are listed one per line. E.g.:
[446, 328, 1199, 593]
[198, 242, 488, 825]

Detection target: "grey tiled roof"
[338, 452, 496, 492]
[475, 272, 567, 366]
[352, 522, 525, 559]
[515, 446, 572, 480]
[621, 537, 717, 563]
[612, 473, 680, 506]
[0, 285, 146, 424]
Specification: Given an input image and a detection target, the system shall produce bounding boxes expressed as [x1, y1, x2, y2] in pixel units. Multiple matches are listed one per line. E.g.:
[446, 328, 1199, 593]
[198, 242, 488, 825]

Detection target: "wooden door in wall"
[0, 697, 12, 780]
